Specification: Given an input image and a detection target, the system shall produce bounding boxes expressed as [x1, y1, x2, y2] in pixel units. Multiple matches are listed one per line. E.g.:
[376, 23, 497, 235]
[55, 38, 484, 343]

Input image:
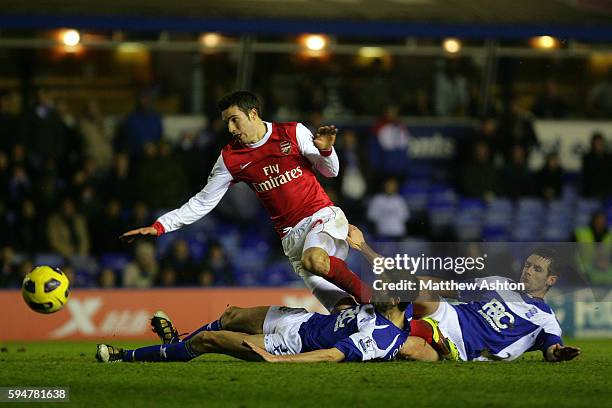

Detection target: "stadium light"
[200, 33, 222, 48]
[532, 35, 559, 49]
[443, 38, 462, 54]
[303, 34, 328, 51]
[61, 29, 80, 47]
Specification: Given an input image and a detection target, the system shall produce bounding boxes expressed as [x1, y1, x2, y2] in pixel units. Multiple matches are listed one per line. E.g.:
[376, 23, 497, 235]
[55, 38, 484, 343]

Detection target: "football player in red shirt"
[122, 91, 370, 311]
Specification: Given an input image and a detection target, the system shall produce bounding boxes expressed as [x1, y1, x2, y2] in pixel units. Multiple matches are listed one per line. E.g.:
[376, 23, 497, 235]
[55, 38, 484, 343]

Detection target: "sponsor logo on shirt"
[478, 298, 515, 332]
[252, 165, 303, 193]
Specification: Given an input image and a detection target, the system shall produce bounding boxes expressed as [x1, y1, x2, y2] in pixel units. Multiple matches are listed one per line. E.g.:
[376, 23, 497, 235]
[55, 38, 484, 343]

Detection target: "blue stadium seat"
[577, 198, 601, 215]
[261, 261, 297, 286]
[454, 212, 483, 241]
[517, 198, 545, 216]
[70, 255, 99, 287]
[428, 202, 456, 228]
[482, 225, 511, 242]
[400, 181, 429, 211]
[186, 236, 207, 262]
[512, 224, 542, 242]
[488, 198, 513, 213]
[155, 232, 180, 257]
[542, 225, 572, 241]
[33, 253, 64, 268]
[100, 253, 131, 272]
[428, 185, 457, 205]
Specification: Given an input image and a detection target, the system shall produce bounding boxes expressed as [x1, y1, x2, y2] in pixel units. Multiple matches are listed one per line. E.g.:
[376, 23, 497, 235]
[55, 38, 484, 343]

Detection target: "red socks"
[410, 319, 434, 344]
[326, 256, 372, 304]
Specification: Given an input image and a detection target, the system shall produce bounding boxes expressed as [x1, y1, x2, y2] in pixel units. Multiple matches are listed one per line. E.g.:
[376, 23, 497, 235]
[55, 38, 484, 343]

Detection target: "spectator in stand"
[497, 98, 539, 160]
[7, 165, 32, 207]
[574, 211, 612, 285]
[0, 151, 8, 192]
[198, 268, 215, 287]
[98, 267, 118, 288]
[582, 132, 612, 198]
[501, 145, 533, 198]
[91, 199, 125, 254]
[101, 152, 135, 204]
[22, 88, 69, 168]
[459, 118, 502, 165]
[533, 79, 569, 119]
[0, 89, 20, 152]
[434, 59, 469, 117]
[461, 140, 499, 199]
[160, 239, 199, 285]
[115, 91, 163, 156]
[575, 211, 612, 244]
[536, 152, 564, 200]
[79, 100, 114, 172]
[72, 158, 104, 220]
[46, 197, 90, 259]
[13, 199, 46, 254]
[0, 201, 11, 248]
[0, 246, 21, 288]
[157, 267, 178, 287]
[136, 141, 189, 209]
[588, 68, 612, 118]
[123, 241, 158, 288]
[367, 178, 410, 241]
[127, 201, 151, 231]
[203, 241, 234, 286]
[370, 105, 411, 182]
[336, 129, 370, 219]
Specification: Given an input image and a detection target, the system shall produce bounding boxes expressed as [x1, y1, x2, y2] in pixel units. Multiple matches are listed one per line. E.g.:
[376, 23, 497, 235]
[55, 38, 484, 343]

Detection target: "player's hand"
[243, 340, 278, 362]
[119, 227, 158, 243]
[314, 125, 337, 151]
[547, 344, 581, 362]
[347, 224, 365, 250]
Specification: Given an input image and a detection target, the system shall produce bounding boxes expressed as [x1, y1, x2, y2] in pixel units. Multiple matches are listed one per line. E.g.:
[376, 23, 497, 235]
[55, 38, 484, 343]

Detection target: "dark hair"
[217, 91, 261, 117]
[530, 247, 563, 277]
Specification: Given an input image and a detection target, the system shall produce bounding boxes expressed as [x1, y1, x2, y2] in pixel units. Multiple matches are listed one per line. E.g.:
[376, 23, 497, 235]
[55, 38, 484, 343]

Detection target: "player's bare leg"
[301, 247, 330, 277]
[220, 306, 270, 334]
[302, 246, 371, 304]
[188, 331, 266, 361]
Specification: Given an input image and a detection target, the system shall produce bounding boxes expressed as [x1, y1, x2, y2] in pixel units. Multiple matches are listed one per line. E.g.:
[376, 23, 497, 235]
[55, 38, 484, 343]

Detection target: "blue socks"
[123, 341, 199, 362]
[121, 319, 222, 362]
[182, 319, 222, 342]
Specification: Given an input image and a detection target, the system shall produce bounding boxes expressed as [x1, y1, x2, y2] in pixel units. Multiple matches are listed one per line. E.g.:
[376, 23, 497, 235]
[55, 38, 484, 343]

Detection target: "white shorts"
[281, 206, 350, 312]
[263, 306, 314, 355]
[427, 300, 468, 361]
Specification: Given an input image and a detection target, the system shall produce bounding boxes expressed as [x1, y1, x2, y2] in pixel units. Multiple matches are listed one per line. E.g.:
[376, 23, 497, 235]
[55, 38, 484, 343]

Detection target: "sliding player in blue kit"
[96, 298, 413, 363]
[346, 225, 581, 362]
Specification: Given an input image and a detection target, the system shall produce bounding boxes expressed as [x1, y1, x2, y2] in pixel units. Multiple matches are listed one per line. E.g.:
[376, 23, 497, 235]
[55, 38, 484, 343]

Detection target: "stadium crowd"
[1, 81, 611, 289]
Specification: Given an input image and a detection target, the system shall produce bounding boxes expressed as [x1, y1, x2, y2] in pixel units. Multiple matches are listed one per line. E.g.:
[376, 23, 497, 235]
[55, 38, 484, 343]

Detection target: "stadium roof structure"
[1, 0, 612, 40]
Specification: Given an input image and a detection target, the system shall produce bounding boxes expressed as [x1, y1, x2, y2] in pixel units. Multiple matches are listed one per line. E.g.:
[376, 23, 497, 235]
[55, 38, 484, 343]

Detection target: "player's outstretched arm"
[243, 341, 345, 363]
[119, 226, 159, 243]
[545, 344, 581, 362]
[347, 224, 383, 264]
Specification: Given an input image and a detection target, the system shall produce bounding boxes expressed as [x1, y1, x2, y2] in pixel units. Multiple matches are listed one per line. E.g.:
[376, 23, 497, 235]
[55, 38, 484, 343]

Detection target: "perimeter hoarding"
[0, 288, 323, 341]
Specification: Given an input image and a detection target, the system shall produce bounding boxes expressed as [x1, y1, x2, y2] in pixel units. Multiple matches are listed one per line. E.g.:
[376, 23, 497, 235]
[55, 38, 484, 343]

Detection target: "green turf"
[0, 339, 610, 408]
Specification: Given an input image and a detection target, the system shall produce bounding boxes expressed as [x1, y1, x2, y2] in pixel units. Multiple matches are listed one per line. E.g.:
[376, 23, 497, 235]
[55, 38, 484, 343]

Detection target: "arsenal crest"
[280, 141, 292, 155]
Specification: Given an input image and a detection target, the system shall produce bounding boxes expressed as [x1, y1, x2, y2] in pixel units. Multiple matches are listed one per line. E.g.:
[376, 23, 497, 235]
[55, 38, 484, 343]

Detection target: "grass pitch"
[0, 339, 610, 408]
